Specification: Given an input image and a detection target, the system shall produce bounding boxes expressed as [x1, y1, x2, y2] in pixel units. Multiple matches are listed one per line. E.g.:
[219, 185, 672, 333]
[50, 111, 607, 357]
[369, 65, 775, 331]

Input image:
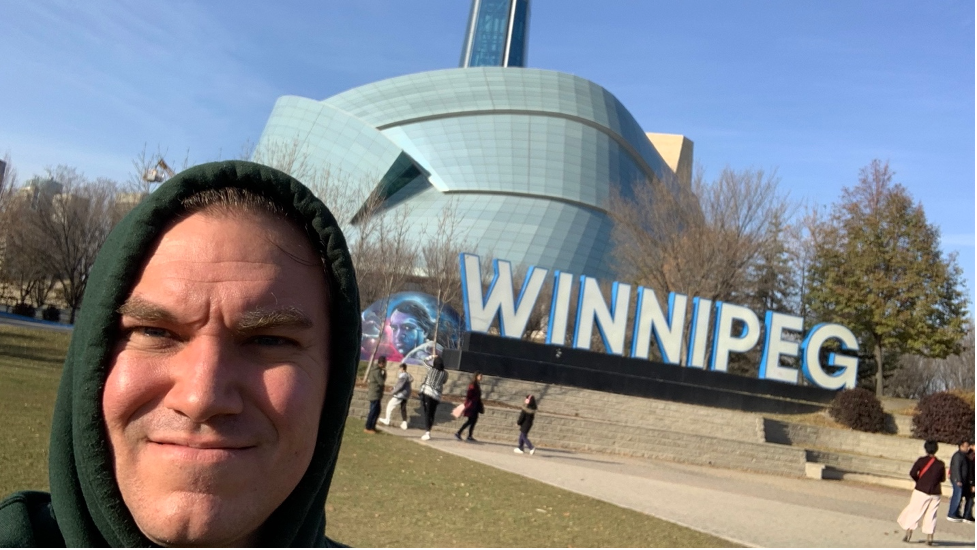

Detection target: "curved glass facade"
[255, 67, 689, 280]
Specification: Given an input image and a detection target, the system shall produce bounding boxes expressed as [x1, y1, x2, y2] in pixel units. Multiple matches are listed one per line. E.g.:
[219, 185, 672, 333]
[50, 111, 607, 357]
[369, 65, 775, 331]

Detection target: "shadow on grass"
[0, 326, 71, 370]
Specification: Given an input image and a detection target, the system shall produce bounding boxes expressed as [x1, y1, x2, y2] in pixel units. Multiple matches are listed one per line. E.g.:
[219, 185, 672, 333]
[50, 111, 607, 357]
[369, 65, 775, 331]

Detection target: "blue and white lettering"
[758, 311, 803, 384]
[710, 302, 761, 372]
[685, 297, 713, 369]
[458, 253, 862, 391]
[631, 289, 687, 365]
[572, 277, 631, 355]
[545, 270, 574, 345]
[459, 253, 548, 337]
[800, 323, 859, 390]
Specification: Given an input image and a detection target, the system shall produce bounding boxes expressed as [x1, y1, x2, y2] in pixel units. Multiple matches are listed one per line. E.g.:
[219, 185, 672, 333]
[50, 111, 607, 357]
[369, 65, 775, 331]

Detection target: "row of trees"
[607, 159, 970, 397]
[0, 157, 143, 323]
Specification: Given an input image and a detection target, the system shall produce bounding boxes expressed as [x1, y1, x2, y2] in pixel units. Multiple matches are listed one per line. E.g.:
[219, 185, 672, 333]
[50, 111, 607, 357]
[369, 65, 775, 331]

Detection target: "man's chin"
[134, 492, 261, 547]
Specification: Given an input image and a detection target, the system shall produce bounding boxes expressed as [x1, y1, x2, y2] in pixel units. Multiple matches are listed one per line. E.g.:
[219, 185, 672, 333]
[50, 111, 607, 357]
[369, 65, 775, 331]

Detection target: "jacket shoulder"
[0, 491, 65, 547]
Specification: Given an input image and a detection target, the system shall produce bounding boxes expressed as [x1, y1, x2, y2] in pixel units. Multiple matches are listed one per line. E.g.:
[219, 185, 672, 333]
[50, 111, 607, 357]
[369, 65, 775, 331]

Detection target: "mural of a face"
[359, 292, 463, 365]
[390, 309, 426, 356]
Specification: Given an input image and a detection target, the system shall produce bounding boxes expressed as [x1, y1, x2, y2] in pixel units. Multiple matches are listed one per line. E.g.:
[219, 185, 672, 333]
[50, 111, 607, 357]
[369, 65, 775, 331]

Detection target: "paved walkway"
[386, 428, 975, 548]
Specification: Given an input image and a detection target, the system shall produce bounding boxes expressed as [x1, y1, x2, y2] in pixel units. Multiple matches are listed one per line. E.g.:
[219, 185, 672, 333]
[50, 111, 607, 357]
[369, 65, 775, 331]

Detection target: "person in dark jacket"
[364, 356, 388, 433]
[454, 372, 484, 442]
[513, 394, 538, 455]
[898, 440, 947, 545]
[0, 161, 361, 547]
[419, 355, 448, 440]
[947, 440, 971, 521]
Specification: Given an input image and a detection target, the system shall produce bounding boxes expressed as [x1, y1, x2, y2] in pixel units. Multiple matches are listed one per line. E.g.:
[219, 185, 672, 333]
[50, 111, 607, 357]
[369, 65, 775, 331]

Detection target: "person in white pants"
[898, 440, 946, 545]
[379, 363, 412, 430]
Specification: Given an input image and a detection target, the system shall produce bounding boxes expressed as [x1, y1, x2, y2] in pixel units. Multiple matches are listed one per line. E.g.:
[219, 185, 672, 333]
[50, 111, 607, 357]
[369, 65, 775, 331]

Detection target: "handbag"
[451, 403, 464, 418]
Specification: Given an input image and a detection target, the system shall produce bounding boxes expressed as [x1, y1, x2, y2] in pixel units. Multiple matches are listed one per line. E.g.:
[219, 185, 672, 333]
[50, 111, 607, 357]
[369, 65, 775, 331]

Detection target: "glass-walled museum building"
[254, 0, 692, 280]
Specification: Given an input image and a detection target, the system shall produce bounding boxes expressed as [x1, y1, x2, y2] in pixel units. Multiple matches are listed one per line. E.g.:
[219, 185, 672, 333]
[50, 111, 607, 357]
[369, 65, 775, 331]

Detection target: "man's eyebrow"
[117, 298, 176, 323]
[237, 307, 314, 332]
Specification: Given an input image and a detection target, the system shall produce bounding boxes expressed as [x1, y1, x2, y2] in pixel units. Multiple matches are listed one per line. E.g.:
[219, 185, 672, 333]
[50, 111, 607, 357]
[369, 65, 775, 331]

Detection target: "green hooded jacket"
[0, 161, 361, 547]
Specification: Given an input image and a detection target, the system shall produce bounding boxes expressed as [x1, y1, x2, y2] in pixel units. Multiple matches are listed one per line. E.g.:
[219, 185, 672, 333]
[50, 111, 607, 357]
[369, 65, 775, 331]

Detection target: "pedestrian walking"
[898, 440, 946, 545]
[454, 372, 484, 442]
[513, 394, 538, 455]
[947, 440, 971, 522]
[364, 356, 387, 433]
[379, 363, 413, 430]
[418, 355, 447, 441]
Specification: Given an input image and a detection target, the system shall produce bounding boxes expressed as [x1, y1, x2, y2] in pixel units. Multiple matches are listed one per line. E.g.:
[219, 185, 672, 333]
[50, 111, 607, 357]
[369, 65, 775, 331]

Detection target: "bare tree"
[890, 327, 975, 398]
[24, 167, 127, 323]
[420, 199, 471, 349]
[0, 153, 17, 228]
[0, 198, 56, 309]
[607, 165, 792, 365]
[251, 138, 376, 238]
[355, 204, 419, 379]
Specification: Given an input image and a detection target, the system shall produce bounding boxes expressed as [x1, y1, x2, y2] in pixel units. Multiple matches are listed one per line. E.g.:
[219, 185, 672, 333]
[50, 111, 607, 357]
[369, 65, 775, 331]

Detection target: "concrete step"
[396, 367, 767, 444]
[350, 389, 807, 478]
[806, 448, 910, 479]
[763, 418, 957, 469]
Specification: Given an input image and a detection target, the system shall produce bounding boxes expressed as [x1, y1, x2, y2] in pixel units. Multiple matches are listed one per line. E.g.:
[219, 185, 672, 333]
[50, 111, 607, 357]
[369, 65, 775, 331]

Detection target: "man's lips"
[147, 437, 257, 462]
[150, 436, 256, 450]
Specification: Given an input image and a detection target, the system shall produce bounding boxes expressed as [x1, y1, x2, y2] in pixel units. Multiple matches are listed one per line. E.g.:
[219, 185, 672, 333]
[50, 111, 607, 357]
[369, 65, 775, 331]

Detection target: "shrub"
[42, 305, 61, 323]
[948, 389, 975, 410]
[829, 388, 886, 433]
[11, 303, 36, 319]
[912, 392, 975, 444]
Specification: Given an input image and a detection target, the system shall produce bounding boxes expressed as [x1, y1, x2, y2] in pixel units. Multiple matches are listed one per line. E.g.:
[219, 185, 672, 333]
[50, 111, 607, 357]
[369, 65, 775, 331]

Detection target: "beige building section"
[646, 133, 694, 190]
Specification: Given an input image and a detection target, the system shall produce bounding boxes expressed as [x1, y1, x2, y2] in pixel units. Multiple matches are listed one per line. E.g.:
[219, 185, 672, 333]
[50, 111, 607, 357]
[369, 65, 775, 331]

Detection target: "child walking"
[513, 394, 537, 455]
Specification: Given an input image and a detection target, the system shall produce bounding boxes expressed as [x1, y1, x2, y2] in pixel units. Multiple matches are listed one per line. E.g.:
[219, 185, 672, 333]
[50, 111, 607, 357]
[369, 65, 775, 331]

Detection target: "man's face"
[962, 442, 971, 453]
[389, 309, 425, 355]
[102, 211, 330, 547]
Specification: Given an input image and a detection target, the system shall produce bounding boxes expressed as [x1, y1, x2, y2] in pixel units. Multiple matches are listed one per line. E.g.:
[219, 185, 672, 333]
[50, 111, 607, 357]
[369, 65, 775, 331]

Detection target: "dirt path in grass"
[384, 427, 976, 548]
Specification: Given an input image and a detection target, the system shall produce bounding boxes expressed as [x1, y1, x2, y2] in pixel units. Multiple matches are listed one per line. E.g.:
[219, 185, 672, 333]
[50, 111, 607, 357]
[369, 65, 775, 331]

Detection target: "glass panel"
[505, 0, 530, 67]
[468, 0, 511, 67]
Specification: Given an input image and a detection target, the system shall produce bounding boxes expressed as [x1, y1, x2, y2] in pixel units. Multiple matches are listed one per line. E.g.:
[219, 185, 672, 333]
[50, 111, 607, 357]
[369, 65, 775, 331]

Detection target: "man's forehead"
[134, 212, 327, 290]
[126, 211, 331, 316]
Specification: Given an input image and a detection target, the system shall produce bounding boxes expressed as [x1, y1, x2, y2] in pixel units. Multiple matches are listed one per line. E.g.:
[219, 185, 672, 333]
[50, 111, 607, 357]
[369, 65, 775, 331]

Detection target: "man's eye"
[135, 326, 172, 339]
[248, 335, 298, 347]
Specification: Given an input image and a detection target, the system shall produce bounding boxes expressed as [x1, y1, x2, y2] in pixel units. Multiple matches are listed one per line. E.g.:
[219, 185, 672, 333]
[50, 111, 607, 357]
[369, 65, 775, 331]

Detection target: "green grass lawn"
[0, 324, 734, 547]
[0, 325, 69, 496]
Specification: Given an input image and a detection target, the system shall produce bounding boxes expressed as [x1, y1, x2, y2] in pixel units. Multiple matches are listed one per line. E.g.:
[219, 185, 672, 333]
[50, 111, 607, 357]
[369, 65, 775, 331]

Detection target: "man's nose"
[163, 336, 245, 423]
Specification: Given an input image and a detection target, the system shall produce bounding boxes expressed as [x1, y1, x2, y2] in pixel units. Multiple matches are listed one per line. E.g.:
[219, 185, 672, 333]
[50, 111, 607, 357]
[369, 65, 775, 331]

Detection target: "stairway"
[349, 373, 809, 478]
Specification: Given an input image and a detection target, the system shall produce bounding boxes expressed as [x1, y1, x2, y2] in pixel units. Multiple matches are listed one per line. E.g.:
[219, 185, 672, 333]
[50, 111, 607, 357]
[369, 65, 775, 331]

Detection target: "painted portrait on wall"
[360, 292, 464, 365]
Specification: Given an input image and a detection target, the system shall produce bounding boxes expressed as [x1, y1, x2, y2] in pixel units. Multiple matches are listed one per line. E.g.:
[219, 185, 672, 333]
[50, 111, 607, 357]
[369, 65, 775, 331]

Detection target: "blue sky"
[1, 1, 974, 303]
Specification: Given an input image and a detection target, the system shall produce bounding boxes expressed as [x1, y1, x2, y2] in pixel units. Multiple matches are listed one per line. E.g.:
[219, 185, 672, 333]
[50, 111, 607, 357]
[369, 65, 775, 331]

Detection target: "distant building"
[15, 178, 63, 211]
[254, 0, 693, 280]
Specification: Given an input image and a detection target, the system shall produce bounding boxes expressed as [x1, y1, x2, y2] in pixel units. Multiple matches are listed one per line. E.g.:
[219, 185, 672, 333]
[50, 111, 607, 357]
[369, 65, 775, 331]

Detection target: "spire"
[459, 0, 531, 68]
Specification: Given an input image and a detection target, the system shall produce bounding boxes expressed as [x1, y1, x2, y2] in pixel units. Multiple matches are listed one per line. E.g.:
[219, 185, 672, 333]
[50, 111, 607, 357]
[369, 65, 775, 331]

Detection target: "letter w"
[460, 253, 548, 338]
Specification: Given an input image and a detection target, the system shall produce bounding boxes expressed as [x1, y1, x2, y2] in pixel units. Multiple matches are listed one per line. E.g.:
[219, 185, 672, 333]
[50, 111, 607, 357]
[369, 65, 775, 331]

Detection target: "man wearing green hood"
[0, 161, 361, 547]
